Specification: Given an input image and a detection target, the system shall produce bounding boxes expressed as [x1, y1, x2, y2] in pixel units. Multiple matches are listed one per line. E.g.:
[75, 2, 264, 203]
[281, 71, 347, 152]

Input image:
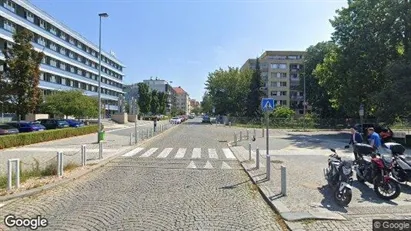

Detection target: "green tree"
[137, 83, 151, 114]
[200, 92, 212, 114]
[150, 90, 160, 114]
[157, 91, 167, 115]
[302, 42, 339, 118]
[205, 67, 252, 116]
[270, 106, 295, 119]
[245, 58, 264, 118]
[3, 29, 44, 120]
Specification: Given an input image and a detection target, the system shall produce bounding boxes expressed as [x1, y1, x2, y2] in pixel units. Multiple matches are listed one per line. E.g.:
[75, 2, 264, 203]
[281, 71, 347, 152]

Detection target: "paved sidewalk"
[229, 129, 411, 231]
[0, 120, 173, 175]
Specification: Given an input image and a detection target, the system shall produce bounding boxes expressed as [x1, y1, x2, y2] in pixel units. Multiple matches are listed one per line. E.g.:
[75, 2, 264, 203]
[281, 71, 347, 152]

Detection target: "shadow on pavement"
[282, 132, 350, 150]
[220, 180, 250, 189]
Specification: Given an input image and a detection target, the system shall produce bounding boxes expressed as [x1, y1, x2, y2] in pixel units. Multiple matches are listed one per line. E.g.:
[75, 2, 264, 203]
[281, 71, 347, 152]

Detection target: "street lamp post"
[97, 13, 108, 143]
[302, 64, 306, 116]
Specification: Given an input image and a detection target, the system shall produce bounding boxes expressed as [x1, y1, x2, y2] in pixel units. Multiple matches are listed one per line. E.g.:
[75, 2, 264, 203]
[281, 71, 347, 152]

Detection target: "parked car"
[36, 119, 70, 129]
[170, 117, 182, 124]
[7, 121, 46, 133]
[0, 124, 19, 135]
[202, 115, 211, 123]
[65, 119, 85, 128]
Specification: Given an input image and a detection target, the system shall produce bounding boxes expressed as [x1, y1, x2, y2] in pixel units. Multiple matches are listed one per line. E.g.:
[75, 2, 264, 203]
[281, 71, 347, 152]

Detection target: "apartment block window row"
[1, 1, 123, 73]
[267, 55, 304, 60]
[274, 100, 287, 106]
[41, 56, 122, 89]
[271, 63, 287, 69]
[271, 72, 287, 78]
[39, 72, 121, 97]
[270, 91, 287, 96]
[290, 73, 298, 79]
[270, 81, 287, 87]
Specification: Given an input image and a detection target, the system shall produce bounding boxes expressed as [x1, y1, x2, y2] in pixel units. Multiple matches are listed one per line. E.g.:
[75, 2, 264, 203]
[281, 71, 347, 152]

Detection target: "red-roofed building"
[173, 86, 190, 115]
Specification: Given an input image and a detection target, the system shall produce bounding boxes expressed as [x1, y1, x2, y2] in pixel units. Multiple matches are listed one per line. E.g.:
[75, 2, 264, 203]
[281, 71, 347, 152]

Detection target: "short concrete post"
[249, 143, 252, 160]
[246, 129, 249, 140]
[234, 133, 237, 146]
[147, 129, 149, 138]
[129, 132, 133, 145]
[281, 166, 287, 196]
[99, 142, 103, 159]
[256, 148, 260, 169]
[240, 131, 242, 141]
[229, 122, 231, 127]
[262, 128, 265, 137]
[7, 159, 20, 191]
[81, 145, 86, 166]
[57, 151, 63, 177]
[266, 154, 271, 180]
[135, 131, 139, 144]
[253, 128, 256, 139]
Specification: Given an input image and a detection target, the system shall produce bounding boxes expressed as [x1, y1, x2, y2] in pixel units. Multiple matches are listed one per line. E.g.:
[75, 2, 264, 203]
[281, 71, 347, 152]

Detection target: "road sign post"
[261, 98, 275, 166]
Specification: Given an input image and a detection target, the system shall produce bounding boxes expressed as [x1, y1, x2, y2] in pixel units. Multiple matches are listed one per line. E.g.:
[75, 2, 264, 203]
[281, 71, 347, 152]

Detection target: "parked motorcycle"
[323, 148, 353, 206]
[353, 143, 401, 200]
[385, 142, 410, 183]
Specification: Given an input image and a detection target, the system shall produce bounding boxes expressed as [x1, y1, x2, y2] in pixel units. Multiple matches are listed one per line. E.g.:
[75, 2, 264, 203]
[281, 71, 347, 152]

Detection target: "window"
[60, 47, 66, 55]
[77, 42, 82, 49]
[268, 55, 287, 60]
[270, 82, 278, 87]
[5, 41, 13, 49]
[280, 82, 287, 87]
[270, 91, 278, 96]
[65, 78, 71, 86]
[288, 56, 297, 60]
[39, 72, 44, 80]
[25, 11, 35, 23]
[50, 26, 57, 35]
[271, 72, 287, 78]
[3, 19, 15, 33]
[60, 62, 66, 70]
[49, 42, 57, 51]
[37, 36, 46, 46]
[70, 66, 75, 73]
[39, 19, 46, 29]
[69, 37, 75, 45]
[91, 51, 96, 56]
[50, 75, 56, 83]
[91, 62, 96, 68]
[85, 59, 90, 65]
[77, 69, 82, 76]
[56, 76, 62, 84]
[290, 73, 298, 79]
[50, 58, 57, 67]
[4, 0, 15, 12]
[86, 72, 90, 78]
[271, 63, 287, 69]
[280, 91, 287, 96]
[77, 55, 82, 62]
[60, 32, 66, 40]
[69, 52, 74, 58]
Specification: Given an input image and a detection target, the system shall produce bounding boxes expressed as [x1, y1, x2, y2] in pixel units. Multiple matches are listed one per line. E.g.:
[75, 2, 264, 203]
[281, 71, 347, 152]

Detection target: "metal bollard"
[246, 129, 249, 140]
[147, 129, 149, 138]
[81, 145, 86, 166]
[99, 142, 103, 159]
[234, 133, 237, 146]
[249, 143, 252, 160]
[7, 159, 20, 191]
[229, 122, 231, 127]
[240, 131, 242, 141]
[253, 128, 256, 139]
[262, 128, 264, 137]
[266, 154, 271, 180]
[281, 166, 287, 196]
[135, 131, 139, 144]
[129, 132, 133, 145]
[57, 151, 63, 177]
[256, 148, 260, 169]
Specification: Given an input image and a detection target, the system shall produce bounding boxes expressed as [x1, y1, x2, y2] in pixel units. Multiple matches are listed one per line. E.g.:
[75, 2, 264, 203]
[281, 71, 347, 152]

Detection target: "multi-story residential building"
[0, 0, 125, 115]
[143, 78, 175, 114]
[173, 86, 190, 115]
[190, 99, 199, 108]
[241, 51, 306, 114]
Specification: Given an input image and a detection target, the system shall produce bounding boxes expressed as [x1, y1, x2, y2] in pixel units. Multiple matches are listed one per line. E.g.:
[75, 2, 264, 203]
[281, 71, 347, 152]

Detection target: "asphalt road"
[0, 118, 284, 231]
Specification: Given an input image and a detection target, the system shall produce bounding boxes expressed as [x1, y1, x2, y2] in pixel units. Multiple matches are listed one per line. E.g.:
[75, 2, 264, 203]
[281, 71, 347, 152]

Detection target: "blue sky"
[31, 0, 347, 101]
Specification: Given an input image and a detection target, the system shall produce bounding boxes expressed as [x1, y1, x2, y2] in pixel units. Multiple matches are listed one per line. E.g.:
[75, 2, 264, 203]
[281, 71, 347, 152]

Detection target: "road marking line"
[208, 149, 218, 159]
[222, 148, 236, 159]
[140, 148, 158, 157]
[221, 161, 232, 169]
[157, 148, 173, 158]
[187, 161, 197, 168]
[204, 161, 213, 169]
[175, 148, 186, 158]
[122, 147, 144, 157]
[192, 148, 201, 159]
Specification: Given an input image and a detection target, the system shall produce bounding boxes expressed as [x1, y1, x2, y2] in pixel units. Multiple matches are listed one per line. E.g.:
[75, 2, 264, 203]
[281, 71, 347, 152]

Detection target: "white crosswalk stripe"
[192, 148, 202, 159]
[222, 148, 236, 159]
[140, 148, 158, 157]
[156, 148, 173, 158]
[175, 148, 186, 158]
[208, 148, 218, 159]
[122, 147, 144, 157]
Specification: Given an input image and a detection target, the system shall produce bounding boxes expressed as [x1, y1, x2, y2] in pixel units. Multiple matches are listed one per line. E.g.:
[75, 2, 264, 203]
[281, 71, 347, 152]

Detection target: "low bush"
[0, 125, 99, 149]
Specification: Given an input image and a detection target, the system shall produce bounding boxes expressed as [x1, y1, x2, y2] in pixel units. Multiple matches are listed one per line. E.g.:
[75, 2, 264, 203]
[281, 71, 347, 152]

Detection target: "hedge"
[0, 125, 100, 149]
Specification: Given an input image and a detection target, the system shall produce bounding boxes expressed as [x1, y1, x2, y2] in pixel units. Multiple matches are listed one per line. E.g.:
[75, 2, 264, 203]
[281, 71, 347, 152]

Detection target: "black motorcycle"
[353, 143, 401, 200]
[385, 142, 411, 183]
[324, 148, 353, 206]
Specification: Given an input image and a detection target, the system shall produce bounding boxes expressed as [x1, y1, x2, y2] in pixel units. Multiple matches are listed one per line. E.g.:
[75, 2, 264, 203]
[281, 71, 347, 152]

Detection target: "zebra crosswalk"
[122, 147, 237, 160]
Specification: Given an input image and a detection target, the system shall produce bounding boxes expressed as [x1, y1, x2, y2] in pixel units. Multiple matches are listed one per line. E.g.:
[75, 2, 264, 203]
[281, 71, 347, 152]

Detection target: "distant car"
[188, 115, 195, 119]
[65, 119, 85, 128]
[170, 117, 182, 124]
[0, 124, 19, 135]
[36, 119, 70, 129]
[202, 115, 211, 123]
[7, 121, 46, 133]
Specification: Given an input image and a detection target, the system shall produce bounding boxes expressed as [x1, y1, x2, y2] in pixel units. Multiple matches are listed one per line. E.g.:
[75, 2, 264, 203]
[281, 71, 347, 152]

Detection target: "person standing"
[153, 117, 157, 132]
[346, 127, 363, 161]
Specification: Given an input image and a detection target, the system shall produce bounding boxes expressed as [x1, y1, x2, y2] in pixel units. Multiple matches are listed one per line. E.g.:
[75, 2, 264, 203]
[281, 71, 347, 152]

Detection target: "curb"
[0, 124, 179, 204]
[227, 141, 346, 230]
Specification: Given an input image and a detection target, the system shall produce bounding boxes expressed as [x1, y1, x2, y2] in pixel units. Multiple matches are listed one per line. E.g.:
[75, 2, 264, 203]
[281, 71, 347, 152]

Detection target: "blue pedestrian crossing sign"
[261, 98, 275, 112]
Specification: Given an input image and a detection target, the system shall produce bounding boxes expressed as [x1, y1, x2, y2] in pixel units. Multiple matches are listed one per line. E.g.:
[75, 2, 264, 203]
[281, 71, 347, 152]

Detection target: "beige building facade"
[173, 86, 190, 115]
[241, 51, 306, 114]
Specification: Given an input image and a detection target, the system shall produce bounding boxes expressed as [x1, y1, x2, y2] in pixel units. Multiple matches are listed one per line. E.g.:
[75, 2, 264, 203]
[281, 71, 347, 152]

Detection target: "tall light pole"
[98, 12, 108, 143]
[303, 63, 306, 115]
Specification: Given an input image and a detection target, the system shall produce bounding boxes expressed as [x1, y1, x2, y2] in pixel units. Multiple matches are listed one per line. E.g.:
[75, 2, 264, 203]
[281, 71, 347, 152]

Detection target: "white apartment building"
[173, 86, 190, 115]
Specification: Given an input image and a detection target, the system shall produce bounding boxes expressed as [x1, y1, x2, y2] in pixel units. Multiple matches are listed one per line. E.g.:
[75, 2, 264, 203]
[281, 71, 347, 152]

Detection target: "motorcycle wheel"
[374, 180, 401, 200]
[334, 188, 352, 206]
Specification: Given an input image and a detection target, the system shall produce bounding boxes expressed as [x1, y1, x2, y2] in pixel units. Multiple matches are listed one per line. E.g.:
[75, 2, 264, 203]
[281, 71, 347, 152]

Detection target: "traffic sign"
[261, 98, 275, 112]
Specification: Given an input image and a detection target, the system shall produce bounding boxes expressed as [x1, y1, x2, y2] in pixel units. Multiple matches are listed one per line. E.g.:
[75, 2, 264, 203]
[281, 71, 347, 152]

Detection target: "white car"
[170, 117, 182, 124]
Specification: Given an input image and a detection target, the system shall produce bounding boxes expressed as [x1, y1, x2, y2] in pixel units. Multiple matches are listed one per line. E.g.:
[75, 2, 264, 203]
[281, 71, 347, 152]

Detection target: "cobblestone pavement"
[232, 128, 411, 230]
[0, 119, 285, 230]
[0, 120, 172, 175]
